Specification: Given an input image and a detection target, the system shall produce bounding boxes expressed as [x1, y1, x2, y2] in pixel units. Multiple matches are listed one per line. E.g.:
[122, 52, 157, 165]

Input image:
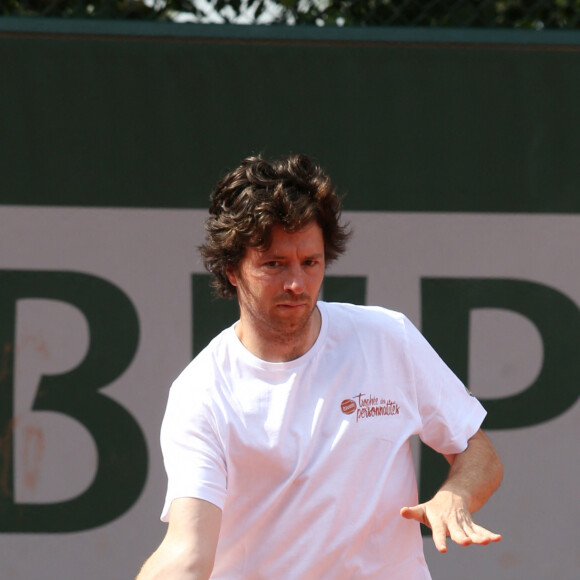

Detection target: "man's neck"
[235, 306, 322, 363]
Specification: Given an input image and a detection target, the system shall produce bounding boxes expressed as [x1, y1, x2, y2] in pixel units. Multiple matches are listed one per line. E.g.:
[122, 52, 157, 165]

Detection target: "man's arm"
[400, 429, 503, 553]
[136, 497, 222, 580]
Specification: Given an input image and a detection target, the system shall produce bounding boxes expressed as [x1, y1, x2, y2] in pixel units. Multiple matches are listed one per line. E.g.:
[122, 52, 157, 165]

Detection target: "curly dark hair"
[200, 154, 351, 298]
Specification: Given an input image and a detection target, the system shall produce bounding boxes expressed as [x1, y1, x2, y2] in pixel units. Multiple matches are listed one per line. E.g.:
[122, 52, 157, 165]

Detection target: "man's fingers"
[402, 493, 503, 554]
[399, 506, 417, 519]
[400, 505, 428, 526]
[401, 502, 502, 552]
[447, 519, 473, 547]
[447, 520, 503, 548]
[431, 521, 449, 553]
[467, 523, 502, 545]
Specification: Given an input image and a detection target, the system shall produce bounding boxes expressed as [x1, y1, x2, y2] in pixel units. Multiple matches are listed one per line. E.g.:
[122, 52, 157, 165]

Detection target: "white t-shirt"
[160, 302, 486, 579]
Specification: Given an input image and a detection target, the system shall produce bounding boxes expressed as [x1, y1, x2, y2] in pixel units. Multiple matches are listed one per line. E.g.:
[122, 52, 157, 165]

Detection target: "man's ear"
[225, 264, 238, 287]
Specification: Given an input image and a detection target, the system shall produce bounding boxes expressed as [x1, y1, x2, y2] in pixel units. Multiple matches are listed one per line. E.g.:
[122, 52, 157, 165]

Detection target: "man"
[137, 154, 503, 579]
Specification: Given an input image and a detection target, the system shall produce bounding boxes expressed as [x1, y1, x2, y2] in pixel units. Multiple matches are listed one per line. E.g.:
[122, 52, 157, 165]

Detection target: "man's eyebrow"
[260, 250, 324, 257]
[257, 250, 282, 258]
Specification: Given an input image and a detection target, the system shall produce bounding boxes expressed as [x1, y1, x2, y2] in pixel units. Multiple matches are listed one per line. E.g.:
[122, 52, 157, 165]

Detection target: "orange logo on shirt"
[341, 393, 400, 422]
[341, 399, 357, 414]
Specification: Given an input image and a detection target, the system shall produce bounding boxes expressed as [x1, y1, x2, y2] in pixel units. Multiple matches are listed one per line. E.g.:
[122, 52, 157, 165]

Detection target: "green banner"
[1, 19, 579, 212]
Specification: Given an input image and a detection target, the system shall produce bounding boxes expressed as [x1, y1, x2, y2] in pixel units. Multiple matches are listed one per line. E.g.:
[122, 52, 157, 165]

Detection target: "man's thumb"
[400, 505, 423, 522]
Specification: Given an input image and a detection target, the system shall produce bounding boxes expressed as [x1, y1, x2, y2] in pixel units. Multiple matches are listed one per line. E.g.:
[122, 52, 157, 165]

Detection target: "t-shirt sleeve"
[402, 315, 487, 455]
[159, 374, 227, 522]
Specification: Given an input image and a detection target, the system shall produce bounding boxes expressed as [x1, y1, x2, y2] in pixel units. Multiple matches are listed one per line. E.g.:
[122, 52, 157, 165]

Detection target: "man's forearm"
[441, 429, 503, 513]
[136, 545, 213, 580]
[136, 498, 221, 580]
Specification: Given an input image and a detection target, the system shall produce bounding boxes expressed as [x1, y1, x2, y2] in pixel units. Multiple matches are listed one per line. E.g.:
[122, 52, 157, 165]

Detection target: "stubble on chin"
[270, 301, 319, 343]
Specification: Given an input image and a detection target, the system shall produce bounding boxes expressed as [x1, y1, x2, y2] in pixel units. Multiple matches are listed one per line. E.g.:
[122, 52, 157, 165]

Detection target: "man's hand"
[401, 429, 503, 553]
[400, 490, 502, 553]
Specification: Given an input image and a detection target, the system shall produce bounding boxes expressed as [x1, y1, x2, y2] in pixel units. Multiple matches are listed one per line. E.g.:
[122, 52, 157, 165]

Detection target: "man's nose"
[283, 264, 305, 294]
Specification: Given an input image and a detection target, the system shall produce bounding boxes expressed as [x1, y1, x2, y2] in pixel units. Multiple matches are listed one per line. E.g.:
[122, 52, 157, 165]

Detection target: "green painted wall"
[1, 19, 579, 212]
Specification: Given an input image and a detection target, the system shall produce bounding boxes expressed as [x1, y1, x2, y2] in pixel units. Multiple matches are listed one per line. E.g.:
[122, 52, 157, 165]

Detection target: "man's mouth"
[277, 300, 308, 308]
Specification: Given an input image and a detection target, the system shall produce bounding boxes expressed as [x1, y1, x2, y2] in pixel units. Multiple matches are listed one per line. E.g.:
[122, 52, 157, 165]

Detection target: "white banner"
[0, 207, 578, 580]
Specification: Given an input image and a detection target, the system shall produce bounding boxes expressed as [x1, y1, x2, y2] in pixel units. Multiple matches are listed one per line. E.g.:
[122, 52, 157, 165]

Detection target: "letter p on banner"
[421, 277, 580, 428]
[418, 277, 580, 507]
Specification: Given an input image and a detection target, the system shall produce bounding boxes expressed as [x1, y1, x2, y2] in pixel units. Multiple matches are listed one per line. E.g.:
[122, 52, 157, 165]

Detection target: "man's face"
[227, 222, 325, 348]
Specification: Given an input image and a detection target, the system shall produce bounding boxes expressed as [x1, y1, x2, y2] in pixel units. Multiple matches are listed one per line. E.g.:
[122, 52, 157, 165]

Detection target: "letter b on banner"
[0, 271, 147, 532]
[418, 277, 580, 505]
